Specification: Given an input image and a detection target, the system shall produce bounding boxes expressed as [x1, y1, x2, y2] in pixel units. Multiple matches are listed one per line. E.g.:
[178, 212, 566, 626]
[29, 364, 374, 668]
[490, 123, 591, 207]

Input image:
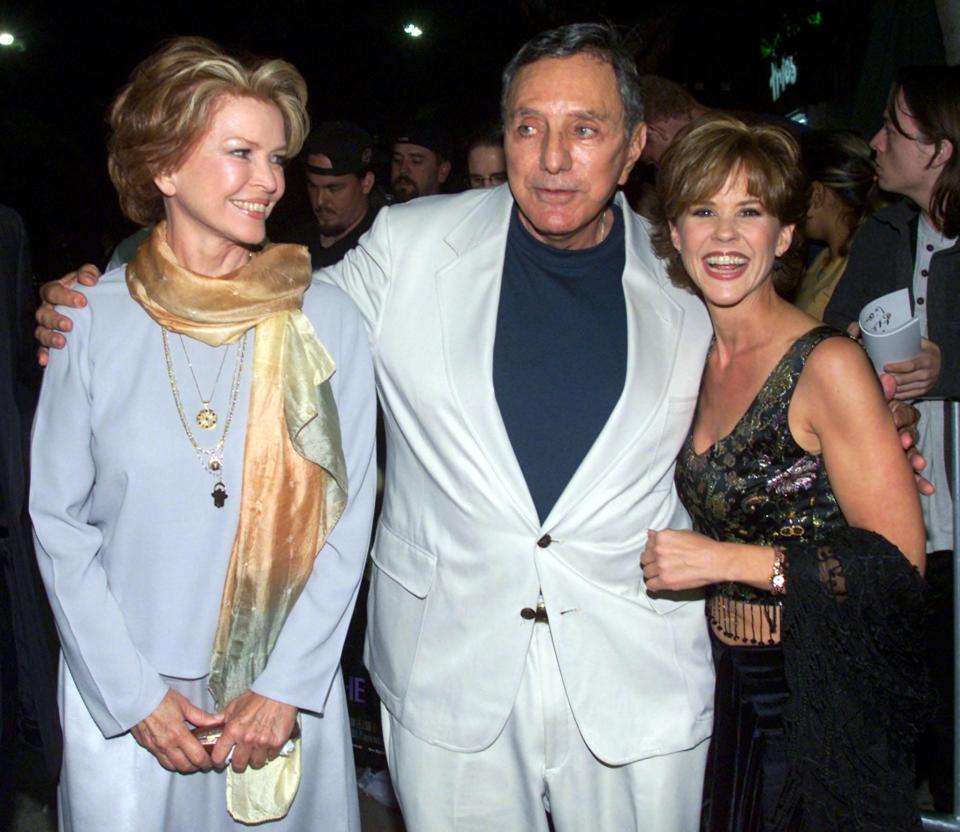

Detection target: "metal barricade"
[922, 400, 960, 831]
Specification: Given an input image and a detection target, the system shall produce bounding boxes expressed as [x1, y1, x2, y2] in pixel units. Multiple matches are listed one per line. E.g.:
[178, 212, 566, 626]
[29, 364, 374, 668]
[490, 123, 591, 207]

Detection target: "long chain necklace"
[162, 330, 247, 507]
[177, 334, 229, 429]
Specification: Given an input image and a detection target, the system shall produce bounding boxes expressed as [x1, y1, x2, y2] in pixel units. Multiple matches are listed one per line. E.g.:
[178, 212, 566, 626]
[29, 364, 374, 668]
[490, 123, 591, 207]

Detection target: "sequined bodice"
[676, 326, 848, 614]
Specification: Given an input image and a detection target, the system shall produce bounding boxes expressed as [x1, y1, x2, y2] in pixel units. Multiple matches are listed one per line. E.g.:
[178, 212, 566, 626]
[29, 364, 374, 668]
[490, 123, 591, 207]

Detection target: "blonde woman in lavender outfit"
[30, 38, 375, 831]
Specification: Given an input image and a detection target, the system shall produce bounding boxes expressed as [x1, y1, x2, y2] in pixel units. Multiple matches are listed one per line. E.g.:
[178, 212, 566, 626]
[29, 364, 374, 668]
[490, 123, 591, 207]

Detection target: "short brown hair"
[650, 114, 809, 295]
[108, 37, 309, 225]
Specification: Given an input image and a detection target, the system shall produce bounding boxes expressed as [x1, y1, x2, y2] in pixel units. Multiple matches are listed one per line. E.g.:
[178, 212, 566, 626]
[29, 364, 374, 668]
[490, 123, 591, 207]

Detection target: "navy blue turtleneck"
[493, 205, 628, 522]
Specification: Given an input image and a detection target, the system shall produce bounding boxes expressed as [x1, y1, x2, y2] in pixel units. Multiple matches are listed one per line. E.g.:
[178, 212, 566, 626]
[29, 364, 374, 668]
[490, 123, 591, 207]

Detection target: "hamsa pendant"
[212, 481, 228, 508]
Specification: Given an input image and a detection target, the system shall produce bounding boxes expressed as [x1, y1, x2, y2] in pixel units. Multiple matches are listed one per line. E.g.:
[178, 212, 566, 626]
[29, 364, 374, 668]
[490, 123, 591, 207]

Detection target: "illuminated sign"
[769, 55, 798, 102]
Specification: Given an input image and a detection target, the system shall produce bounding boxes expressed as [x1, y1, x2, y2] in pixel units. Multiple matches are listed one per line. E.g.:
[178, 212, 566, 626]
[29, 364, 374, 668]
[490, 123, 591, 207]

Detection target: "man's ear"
[933, 139, 955, 169]
[618, 122, 646, 185]
[360, 171, 375, 194]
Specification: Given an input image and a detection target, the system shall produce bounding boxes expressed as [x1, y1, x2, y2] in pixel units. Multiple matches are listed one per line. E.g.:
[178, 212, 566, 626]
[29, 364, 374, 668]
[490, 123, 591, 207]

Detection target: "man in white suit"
[38, 23, 714, 831]
[322, 24, 714, 830]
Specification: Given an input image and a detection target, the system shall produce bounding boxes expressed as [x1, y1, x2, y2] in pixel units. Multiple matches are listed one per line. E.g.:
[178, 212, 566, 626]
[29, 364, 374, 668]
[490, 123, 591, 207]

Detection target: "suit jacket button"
[520, 607, 537, 620]
[537, 534, 552, 548]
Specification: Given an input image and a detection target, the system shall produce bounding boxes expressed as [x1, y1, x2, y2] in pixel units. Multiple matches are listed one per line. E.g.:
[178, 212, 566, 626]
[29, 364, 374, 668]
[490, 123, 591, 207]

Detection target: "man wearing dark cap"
[390, 121, 452, 203]
[277, 120, 380, 268]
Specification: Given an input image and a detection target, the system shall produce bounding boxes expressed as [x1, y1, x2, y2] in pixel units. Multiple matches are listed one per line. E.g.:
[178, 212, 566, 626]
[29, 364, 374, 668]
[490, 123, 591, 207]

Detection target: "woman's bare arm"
[791, 336, 926, 571]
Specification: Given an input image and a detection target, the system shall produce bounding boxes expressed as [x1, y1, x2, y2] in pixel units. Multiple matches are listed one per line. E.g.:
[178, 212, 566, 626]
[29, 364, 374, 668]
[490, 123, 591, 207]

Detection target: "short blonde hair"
[650, 114, 809, 295]
[108, 37, 309, 225]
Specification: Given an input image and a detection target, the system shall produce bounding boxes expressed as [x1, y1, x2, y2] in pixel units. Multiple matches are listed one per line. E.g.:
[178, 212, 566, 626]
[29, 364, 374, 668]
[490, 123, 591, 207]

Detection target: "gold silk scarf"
[127, 225, 347, 822]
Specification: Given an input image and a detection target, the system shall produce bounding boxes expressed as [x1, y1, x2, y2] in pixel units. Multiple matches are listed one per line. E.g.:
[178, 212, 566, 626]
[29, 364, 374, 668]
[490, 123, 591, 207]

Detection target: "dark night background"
[0, 0, 946, 282]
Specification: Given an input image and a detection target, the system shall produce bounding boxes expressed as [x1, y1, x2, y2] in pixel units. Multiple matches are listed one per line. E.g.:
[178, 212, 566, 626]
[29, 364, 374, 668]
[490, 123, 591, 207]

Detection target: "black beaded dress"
[675, 326, 929, 831]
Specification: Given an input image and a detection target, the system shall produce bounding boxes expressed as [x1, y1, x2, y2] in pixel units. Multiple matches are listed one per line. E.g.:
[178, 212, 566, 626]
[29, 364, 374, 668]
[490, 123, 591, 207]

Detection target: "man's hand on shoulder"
[881, 372, 935, 496]
[843, 335, 934, 497]
[36, 264, 102, 365]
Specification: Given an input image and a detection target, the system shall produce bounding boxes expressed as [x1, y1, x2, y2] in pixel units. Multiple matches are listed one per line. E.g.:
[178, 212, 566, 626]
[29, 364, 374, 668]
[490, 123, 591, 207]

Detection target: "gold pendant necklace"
[176, 334, 229, 430]
[197, 405, 217, 430]
[162, 329, 247, 507]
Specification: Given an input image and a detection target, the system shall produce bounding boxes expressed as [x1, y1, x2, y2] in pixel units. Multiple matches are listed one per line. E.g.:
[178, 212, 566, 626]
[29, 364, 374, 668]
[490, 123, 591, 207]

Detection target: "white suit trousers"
[383, 622, 709, 831]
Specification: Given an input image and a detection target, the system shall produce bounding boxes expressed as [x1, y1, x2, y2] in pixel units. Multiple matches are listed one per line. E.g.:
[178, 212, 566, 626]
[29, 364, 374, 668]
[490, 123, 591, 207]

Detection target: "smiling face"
[155, 95, 287, 273]
[504, 53, 644, 250]
[670, 168, 793, 309]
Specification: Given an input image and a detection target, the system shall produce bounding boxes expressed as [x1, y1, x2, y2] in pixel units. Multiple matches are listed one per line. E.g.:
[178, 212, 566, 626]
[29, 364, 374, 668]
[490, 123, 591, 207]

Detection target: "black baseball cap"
[303, 121, 375, 176]
[392, 120, 453, 161]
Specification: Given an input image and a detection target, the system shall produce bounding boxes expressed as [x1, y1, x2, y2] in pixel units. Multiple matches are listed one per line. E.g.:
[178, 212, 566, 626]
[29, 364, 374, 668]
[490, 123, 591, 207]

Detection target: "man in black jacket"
[273, 121, 381, 269]
[824, 64, 959, 813]
[0, 204, 62, 806]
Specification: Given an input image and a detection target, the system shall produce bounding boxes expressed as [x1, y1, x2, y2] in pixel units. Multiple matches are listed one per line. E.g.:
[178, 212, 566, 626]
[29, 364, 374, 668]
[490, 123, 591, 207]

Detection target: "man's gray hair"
[500, 23, 644, 140]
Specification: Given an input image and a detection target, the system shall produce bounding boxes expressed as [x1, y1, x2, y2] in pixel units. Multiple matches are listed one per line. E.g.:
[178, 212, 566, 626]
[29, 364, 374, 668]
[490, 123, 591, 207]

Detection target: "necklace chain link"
[177, 333, 229, 429]
[162, 329, 247, 505]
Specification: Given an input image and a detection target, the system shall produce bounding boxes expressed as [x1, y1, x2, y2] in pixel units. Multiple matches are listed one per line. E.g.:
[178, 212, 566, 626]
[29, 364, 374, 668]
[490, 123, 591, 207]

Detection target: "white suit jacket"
[320, 185, 715, 764]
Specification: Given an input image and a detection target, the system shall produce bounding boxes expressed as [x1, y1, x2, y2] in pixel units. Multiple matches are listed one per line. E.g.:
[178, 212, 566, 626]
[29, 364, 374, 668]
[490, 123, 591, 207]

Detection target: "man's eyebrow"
[510, 106, 611, 121]
[570, 109, 610, 121]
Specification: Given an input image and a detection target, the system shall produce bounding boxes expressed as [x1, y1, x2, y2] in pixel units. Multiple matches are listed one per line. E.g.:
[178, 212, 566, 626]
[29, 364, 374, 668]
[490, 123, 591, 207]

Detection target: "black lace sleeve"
[772, 527, 933, 832]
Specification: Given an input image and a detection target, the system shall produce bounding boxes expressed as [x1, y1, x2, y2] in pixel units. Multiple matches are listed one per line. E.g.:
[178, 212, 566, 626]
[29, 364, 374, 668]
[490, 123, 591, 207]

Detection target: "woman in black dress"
[641, 115, 929, 831]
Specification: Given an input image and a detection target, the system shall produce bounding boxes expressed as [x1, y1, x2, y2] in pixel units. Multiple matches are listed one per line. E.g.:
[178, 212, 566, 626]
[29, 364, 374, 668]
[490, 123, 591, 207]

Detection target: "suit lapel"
[436, 188, 540, 527]
[436, 191, 685, 531]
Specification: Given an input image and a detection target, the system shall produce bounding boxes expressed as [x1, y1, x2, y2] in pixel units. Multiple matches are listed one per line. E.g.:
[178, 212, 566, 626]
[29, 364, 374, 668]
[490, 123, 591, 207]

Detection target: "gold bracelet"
[770, 545, 787, 595]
